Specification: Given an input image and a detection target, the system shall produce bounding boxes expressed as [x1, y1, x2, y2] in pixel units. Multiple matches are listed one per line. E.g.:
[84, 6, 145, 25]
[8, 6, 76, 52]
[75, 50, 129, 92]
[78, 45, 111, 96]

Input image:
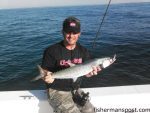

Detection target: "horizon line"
[0, 1, 149, 10]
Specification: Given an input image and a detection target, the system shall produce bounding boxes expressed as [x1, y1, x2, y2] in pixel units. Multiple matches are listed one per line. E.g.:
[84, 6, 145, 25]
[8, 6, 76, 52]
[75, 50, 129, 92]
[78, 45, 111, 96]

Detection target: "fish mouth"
[110, 54, 116, 64]
[113, 54, 116, 61]
[102, 54, 116, 68]
[111, 54, 116, 64]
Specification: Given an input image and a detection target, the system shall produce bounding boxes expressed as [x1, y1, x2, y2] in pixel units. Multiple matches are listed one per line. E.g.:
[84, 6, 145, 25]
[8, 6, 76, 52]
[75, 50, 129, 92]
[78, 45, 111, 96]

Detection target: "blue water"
[0, 3, 150, 91]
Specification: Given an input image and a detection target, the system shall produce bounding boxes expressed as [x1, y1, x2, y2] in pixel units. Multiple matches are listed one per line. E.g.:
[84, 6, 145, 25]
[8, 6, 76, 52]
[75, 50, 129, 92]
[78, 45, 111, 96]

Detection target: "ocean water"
[0, 2, 150, 91]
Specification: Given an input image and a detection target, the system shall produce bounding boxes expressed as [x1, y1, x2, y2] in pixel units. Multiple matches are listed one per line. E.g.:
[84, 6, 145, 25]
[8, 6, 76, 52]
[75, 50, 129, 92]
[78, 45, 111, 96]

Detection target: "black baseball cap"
[63, 16, 80, 34]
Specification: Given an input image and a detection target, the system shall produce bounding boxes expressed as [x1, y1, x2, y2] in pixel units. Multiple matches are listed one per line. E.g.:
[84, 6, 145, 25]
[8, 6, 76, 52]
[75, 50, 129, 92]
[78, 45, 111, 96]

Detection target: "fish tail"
[31, 65, 44, 82]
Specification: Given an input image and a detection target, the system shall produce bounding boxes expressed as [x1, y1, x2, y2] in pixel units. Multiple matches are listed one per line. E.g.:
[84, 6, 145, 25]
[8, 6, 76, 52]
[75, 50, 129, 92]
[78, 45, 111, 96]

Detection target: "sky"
[0, 0, 149, 9]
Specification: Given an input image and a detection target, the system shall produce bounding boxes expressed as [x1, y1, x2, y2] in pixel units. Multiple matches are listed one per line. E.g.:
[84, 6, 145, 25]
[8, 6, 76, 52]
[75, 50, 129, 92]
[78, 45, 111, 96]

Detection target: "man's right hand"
[42, 71, 55, 84]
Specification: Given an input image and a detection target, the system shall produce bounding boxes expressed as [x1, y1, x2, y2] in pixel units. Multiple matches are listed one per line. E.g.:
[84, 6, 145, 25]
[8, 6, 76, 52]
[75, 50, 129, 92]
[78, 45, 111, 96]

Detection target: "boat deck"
[0, 84, 150, 113]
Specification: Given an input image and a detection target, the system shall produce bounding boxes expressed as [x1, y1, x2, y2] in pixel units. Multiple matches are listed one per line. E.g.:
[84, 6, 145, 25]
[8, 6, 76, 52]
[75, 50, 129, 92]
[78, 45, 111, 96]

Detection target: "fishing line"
[92, 0, 112, 49]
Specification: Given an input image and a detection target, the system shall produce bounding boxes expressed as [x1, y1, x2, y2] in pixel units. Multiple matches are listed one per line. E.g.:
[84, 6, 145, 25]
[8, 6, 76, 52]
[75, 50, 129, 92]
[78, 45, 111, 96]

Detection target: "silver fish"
[32, 54, 116, 81]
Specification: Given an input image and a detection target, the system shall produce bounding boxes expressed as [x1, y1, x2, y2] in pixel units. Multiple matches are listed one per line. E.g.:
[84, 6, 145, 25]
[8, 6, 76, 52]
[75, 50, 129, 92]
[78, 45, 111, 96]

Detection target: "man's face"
[63, 32, 80, 45]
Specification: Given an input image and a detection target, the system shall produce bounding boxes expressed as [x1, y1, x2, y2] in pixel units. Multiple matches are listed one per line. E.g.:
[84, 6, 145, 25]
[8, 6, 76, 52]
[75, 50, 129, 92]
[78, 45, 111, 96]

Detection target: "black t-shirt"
[41, 41, 90, 91]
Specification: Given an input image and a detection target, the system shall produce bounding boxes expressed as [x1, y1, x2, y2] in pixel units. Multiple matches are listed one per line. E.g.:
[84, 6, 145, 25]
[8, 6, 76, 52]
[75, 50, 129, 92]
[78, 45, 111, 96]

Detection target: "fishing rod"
[92, 0, 112, 49]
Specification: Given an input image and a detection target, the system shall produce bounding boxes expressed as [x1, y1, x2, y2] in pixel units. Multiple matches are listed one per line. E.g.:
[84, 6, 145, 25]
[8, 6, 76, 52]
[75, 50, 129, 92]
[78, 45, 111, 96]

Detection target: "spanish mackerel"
[32, 54, 116, 81]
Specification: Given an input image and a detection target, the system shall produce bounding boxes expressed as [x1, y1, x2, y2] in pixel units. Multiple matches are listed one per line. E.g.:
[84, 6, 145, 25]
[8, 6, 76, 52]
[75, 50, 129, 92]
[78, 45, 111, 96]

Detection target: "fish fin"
[67, 62, 76, 67]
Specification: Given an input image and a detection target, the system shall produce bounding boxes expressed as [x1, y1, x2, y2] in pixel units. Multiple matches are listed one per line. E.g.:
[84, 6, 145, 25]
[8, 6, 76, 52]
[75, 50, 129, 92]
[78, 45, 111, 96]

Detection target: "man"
[41, 16, 101, 113]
